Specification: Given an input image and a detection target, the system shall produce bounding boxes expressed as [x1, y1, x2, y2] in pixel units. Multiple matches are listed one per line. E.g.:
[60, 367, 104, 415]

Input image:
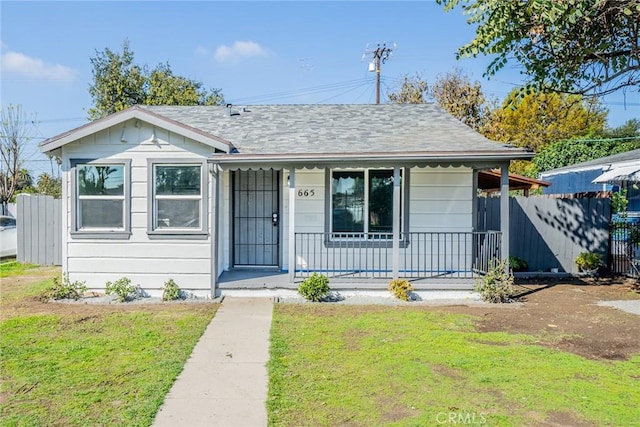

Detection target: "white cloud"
[1, 50, 76, 82]
[214, 41, 268, 63]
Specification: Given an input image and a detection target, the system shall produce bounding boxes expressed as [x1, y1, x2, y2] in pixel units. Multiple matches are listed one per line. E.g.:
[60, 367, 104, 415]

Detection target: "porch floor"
[217, 270, 475, 290]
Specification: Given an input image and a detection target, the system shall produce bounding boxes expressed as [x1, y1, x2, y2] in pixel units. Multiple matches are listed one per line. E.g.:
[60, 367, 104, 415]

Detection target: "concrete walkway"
[153, 297, 274, 427]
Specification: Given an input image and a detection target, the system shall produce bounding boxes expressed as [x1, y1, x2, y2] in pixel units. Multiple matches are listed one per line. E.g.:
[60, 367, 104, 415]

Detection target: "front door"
[232, 169, 280, 267]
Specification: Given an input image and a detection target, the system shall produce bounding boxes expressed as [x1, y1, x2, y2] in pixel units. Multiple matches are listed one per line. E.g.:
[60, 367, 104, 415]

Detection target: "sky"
[2, 1, 639, 178]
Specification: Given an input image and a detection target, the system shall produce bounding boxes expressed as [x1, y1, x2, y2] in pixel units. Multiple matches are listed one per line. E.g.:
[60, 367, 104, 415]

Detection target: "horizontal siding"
[68, 257, 210, 275]
[68, 272, 211, 294]
[67, 242, 210, 259]
[62, 118, 214, 292]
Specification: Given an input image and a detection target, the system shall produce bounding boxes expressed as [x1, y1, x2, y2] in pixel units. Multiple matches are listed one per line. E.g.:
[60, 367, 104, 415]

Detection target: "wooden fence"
[477, 197, 611, 273]
[17, 194, 62, 266]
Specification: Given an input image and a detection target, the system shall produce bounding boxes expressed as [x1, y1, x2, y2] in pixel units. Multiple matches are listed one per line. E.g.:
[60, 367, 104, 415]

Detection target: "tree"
[484, 89, 607, 152]
[388, 69, 493, 132]
[0, 105, 36, 213]
[88, 40, 225, 120]
[430, 68, 494, 132]
[439, 0, 640, 97]
[533, 120, 640, 174]
[388, 74, 429, 104]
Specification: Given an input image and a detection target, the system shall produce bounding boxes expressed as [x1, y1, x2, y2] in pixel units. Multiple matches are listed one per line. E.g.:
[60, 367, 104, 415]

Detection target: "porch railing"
[294, 231, 501, 279]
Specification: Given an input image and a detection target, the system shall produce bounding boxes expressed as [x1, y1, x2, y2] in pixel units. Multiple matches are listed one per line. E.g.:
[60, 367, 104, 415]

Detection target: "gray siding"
[477, 197, 610, 273]
[17, 194, 62, 266]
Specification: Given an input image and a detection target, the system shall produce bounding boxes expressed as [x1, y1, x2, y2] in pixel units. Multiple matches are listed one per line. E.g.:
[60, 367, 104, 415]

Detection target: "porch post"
[471, 169, 478, 231]
[288, 168, 296, 283]
[500, 163, 510, 272]
[392, 167, 401, 279]
[210, 164, 219, 298]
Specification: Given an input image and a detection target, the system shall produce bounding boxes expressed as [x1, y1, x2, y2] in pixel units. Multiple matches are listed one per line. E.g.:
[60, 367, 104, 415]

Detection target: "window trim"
[70, 158, 131, 239]
[324, 167, 410, 248]
[147, 158, 208, 239]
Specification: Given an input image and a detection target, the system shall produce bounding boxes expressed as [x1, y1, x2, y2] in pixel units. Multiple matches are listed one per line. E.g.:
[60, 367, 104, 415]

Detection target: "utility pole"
[363, 43, 394, 104]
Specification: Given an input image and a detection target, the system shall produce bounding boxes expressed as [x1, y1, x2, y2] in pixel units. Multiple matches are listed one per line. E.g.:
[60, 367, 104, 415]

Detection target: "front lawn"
[0, 270, 218, 426]
[268, 304, 640, 426]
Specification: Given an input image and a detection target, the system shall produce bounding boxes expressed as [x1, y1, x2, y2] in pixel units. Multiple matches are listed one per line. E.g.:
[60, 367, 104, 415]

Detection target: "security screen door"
[232, 170, 280, 267]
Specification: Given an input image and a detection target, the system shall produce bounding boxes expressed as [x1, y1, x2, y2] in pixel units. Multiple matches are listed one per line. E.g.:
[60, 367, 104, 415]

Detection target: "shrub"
[43, 273, 87, 300]
[575, 252, 602, 272]
[162, 279, 182, 301]
[474, 260, 515, 303]
[105, 277, 137, 302]
[509, 256, 528, 272]
[388, 279, 414, 301]
[297, 273, 330, 302]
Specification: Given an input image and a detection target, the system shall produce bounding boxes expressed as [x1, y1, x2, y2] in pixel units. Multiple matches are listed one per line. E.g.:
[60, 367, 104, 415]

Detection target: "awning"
[592, 163, 640, 183]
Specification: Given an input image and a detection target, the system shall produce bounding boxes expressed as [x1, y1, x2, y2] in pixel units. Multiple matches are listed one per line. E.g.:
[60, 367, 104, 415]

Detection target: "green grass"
[268, 305, 640, 426]
[0, 275, 218, 426]
[0, 261, 38, 277]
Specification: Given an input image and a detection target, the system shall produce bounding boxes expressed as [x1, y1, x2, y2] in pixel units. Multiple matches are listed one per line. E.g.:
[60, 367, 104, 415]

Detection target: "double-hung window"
[148, 159, 207, 237]
[72, 159, 131, 238]
[330, 168, 404, 239]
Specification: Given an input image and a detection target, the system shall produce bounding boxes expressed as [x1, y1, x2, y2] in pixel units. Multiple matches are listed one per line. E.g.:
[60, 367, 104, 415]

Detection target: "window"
[331, 169, 403, 236]
[148, 160, 207, 237]
[72, 160, 130, 238]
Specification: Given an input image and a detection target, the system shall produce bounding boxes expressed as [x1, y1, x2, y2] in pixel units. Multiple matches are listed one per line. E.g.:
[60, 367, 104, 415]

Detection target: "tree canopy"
[388, 69, 492, 132]
[88, 41, 224, 120]
[533, 119, 640, 174]
[439, 0, 640, 97]
[484, 89, 607, 152]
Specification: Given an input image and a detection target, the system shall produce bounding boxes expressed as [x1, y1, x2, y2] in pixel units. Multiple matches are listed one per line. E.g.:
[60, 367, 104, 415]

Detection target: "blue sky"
[2, 1, 639, 177]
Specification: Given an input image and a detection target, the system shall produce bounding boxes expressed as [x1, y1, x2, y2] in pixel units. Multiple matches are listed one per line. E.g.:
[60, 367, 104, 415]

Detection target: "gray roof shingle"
[143, 104, 526, 156]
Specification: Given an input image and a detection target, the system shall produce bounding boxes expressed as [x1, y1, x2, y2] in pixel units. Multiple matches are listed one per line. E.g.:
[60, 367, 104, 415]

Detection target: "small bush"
[388, 279, 414, 301]
[475, 260, 515, 303]
[43, 273, 87, 300]
[297, 273, 330, 302]
[105, 277, 137, 302]
[575, 252, 602, 272]
[162, 279, 182, 301]
[509, 256, 528, 272]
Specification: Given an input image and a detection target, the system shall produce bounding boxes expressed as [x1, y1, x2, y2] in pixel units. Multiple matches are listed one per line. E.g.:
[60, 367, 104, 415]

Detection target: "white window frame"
[147, 159, 208, 239]
[70, 159, 131, 239]
[328, 168, 406, 242]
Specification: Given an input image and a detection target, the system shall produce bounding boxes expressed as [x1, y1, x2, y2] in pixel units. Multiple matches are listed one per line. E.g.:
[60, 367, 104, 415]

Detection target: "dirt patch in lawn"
[434, 276, 640, 361]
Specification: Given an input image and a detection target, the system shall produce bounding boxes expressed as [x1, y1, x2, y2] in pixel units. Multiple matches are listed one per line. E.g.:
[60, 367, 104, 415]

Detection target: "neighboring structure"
[477, 169, 550, 196]
[40, 104, 532, 297]
[540, 148, 640, 214]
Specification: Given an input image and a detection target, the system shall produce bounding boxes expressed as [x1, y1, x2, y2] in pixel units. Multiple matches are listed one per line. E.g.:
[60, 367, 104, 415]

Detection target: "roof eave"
[209, 151, 534, 169]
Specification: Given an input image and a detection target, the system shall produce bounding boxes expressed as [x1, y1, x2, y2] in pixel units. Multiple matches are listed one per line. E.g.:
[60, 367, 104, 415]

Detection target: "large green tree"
[484, 89, 607, 152]
[439, 0, 640, 97]
[533, 119, 640, 174]
[88, 41, 224, 120]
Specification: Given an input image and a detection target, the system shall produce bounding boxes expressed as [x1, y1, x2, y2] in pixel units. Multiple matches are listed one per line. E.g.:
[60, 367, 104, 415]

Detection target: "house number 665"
[297, 189, 315, 197]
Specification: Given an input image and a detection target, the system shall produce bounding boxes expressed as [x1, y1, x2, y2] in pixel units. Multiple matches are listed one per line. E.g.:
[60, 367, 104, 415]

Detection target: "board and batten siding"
[62, 119, 215, 296]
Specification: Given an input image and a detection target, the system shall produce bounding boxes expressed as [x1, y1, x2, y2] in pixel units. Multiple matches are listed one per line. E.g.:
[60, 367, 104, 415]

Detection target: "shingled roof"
[142, 104, 529, 157]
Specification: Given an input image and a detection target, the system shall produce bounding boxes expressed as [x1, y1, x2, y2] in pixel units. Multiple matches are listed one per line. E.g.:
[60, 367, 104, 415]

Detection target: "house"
[540, 148, 640, 215]
[40, 104, 533, 297]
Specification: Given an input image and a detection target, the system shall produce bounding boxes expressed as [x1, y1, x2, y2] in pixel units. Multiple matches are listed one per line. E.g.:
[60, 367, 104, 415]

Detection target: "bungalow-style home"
[40, 104, 533, 297]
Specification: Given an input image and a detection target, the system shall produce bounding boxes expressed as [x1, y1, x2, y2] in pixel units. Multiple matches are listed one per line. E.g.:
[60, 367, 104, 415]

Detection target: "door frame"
[230, 169, 282, 269]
